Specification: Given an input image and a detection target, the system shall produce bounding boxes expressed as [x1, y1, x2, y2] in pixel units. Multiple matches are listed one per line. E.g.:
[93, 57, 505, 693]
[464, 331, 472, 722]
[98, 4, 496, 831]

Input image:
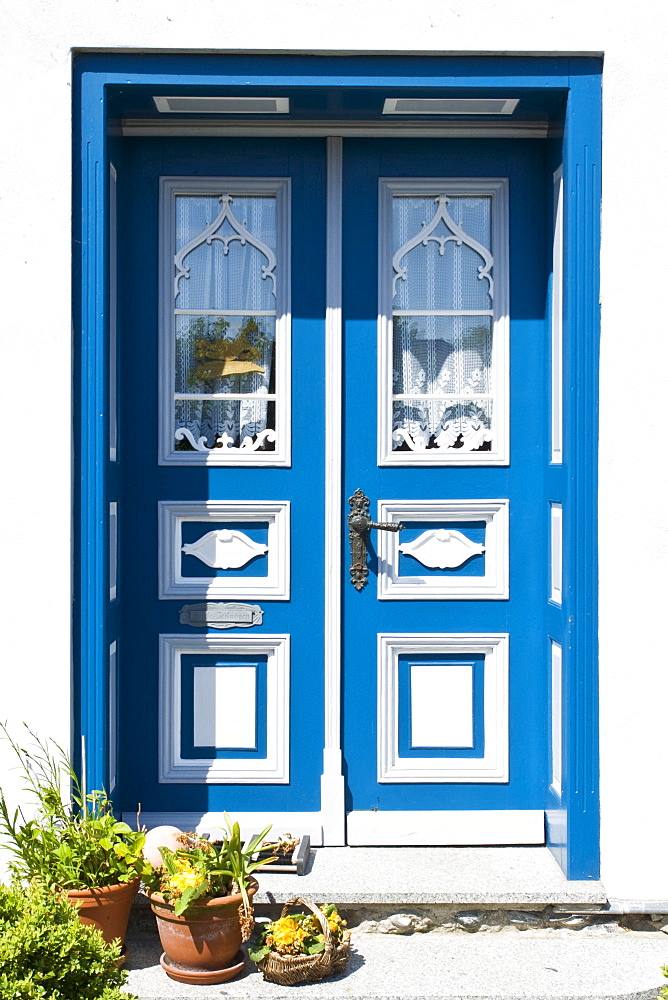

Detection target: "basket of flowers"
[249, 896, 350, 985]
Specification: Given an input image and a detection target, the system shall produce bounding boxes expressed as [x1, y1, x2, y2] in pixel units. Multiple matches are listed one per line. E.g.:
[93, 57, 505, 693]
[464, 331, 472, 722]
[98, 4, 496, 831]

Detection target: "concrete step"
[123, 847, 664, 1000]
[123, 926, 668, 1000]
[250, 847, 607, 907]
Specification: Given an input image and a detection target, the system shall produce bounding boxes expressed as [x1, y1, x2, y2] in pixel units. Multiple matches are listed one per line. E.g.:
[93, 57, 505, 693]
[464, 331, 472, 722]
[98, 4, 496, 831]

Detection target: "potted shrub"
[142, 815, 275, 985]
[0, 724, 148, 950]
[0, 880, 137, 1000]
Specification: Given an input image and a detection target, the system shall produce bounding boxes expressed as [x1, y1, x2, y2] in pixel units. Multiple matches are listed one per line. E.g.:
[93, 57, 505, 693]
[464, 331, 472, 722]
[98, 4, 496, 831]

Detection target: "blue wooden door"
[119, 137, 329, 831]
[117, 136, 548, 844]
[341, 139, 547, 844]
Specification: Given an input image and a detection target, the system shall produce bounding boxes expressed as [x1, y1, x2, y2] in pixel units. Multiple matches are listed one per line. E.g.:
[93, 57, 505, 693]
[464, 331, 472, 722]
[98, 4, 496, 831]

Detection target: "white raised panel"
[347, 809, 545, 846]
[159, 177, 291, 467]
[109, 163, 118, 463]
[550, 503, 563, 605]
[123, 811, 326, 846]
[411, 662, 474, 748]
[159, 500, 289, 600]
[159, 634, 289, 784]
[378, 179, 509, 467]
[551, 640, 563, 797]
[108, 641, 117, 794]
[377, 499, 508, 600]
[109, 501, 118, 602]
[193, 665, 257, 748]
[551, 166, 564, 464]
[378, 633, 509, 783]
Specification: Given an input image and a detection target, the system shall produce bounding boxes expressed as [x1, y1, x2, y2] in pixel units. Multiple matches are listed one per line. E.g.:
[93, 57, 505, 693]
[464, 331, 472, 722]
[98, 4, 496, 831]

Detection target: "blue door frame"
[73, 52, 601, 878]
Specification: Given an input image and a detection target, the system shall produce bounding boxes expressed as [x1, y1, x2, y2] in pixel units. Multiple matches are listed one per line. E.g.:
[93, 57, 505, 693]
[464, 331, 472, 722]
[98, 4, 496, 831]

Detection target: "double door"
[118, 135, 549, 844]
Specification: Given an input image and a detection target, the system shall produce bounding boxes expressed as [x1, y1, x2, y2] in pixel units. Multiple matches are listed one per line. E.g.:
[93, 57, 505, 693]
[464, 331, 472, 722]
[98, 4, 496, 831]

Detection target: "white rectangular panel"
[550, 503, 563, 604]
[551, 166, 564, 463]
[378, 499, 508, 600]
[194, 666, 257, 748]
[411, 663, 473, 747]
[378, 633, 508, 783]
[109, 163, 118, 462]
[347, 809, 545, 845]
[551, 640, 563, 796]
[108, 641, 117, 794]
[159, 500, 289, 600]
[109, 501, 118, 602]
[159, 634, 289, 783]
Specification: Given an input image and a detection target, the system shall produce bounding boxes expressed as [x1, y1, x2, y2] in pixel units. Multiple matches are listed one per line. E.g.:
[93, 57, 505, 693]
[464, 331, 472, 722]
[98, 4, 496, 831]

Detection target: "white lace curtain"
[173, 194, 277, 451]
[391, 195, 494, 452]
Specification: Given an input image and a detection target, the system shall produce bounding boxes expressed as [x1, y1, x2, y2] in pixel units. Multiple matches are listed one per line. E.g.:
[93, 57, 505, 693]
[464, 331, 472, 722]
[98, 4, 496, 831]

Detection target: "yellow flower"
[270, 916, 309, 954]
[165, 860, 206, 896]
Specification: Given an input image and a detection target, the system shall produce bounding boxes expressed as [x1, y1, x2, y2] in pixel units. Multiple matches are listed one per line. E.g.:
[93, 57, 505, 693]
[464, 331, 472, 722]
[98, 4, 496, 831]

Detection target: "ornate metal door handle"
[348, 488, 404, 590]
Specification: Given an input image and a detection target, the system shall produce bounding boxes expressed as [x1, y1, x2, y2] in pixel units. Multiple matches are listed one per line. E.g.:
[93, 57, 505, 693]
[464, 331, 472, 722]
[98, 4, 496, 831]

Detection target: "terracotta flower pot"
[147, 877, 258, 984]
[66, 878, 140, 948]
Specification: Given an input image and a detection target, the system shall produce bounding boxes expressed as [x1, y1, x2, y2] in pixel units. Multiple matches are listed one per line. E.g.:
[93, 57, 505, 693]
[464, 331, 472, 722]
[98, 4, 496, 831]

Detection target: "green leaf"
[245, 823, 273, 854]
[306, 940, 325, 954]
[248, 944, 271, 963]
[111, 822, 133, 835]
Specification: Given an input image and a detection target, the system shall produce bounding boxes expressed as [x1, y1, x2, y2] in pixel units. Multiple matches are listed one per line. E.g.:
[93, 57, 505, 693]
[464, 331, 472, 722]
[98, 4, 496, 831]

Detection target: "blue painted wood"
[75, 69, 110, 797]
[75, 54, 600, 874]
[342, 136, 549, 814]
[559, 69, 602, 880]
[116, 136, 327, 814]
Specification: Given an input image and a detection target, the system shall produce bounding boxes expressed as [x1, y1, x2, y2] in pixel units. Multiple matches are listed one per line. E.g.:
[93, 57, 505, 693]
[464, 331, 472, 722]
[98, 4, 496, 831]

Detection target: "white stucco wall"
[1, 0, 667, 899]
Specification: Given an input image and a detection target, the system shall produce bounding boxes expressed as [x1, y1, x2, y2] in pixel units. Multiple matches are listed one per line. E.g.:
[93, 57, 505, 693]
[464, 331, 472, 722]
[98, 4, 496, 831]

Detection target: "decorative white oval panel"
[399, 528, 484, 570]
[182, 528, 268, 569]
[159, 500, 290, 599]
[377, 499, 509, 600]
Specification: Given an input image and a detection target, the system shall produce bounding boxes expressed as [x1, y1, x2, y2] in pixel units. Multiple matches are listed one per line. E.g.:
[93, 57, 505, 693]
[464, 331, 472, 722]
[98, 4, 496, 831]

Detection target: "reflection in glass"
[393, 316, 492, 397]
[176, 315, 276, 396]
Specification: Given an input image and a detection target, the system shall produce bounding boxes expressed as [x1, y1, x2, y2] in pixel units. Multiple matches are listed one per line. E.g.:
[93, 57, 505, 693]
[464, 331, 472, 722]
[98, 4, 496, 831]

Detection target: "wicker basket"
[256, 896, 351, 985]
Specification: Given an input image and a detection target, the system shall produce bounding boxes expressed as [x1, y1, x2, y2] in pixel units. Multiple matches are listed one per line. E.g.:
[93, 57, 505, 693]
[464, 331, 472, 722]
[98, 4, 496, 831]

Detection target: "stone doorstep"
[124, 849, 668, 1000]
[255, 847, 607, 905]
[122, 928, 668, 1000]
[127, 845, 621, 937]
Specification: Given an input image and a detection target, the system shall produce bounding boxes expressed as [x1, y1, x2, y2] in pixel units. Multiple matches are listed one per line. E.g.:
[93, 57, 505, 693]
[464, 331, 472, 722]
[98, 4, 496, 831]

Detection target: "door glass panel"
[379, 182, 507, 465]
[393, 315, 492, 391]
[392, 195, 492, 312]
[160, 179, 290, 465]
[174, 195, 277, 312]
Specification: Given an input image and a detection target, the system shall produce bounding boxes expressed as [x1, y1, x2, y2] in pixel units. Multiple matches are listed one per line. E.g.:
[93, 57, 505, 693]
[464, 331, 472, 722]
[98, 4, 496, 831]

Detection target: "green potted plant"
[0, 881, 137, 1000]
[0, 724, 148, 950]
[142, 815, 275, 986]
[249, 897, 350, 984]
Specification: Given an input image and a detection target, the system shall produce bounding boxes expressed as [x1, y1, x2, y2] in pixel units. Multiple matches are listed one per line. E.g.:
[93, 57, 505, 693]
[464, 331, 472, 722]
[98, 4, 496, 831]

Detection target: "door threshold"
[253, 846, 606, 907]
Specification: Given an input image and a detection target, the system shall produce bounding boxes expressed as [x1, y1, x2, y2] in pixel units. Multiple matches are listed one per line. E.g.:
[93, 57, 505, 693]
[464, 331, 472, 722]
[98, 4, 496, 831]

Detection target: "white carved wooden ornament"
[182, 528, 268, 569]
[392, 194, 494, 299]
[399, 528, 484, 570]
